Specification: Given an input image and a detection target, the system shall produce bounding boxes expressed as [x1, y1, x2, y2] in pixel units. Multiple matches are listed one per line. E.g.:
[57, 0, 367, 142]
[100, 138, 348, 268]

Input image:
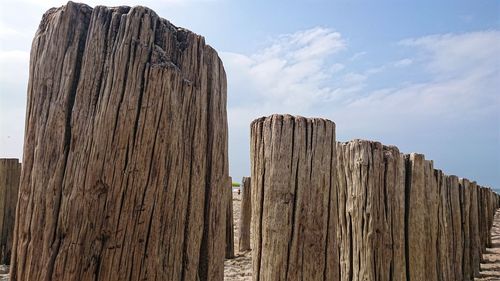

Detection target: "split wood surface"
[0, 159, 21, 265]
[239, 177, 251, 252]
[251, 114, 500, 281]
[10, 2, 228, 281]
[226, 177, 235, 259]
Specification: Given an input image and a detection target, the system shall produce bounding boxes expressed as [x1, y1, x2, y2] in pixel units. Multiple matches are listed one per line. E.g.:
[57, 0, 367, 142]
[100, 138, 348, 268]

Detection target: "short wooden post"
[251, 115, 336, 281]
[239, 177, 251, 252]
[0, 158, 21, 265]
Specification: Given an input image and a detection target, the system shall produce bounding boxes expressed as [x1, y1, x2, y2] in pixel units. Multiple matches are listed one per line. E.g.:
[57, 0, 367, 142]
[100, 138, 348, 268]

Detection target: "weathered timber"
[251, 115, 336, 281]
[468, 181, 481, 278]
[436, 170, 454, 281]
[0, 159, 21, 265]
[11, 2, 228, 281]
[239, 176, 251, 252]
[460, 178, 471, 279]
[225, 176, 235, 259]
[251, 115, 500, 281]
[336, 141, 389, 281]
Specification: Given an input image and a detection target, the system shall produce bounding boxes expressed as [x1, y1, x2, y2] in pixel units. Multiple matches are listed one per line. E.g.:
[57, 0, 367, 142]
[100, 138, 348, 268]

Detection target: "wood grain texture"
[250, 115, 499, 281]
[226, 176, 235, 259]
[10, 2, 228, 281]
[251, 115, 336, 281]
[239, 177, 251, 252]
[0, 159, 21, 265]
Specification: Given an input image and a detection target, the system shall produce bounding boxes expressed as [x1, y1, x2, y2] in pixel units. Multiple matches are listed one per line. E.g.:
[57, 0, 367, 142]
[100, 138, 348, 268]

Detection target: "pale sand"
[224, 191, 252, 281]
[476, 209, 500, 280]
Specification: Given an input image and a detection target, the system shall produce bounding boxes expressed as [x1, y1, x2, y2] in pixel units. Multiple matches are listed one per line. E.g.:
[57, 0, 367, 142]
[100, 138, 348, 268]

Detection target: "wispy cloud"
[400, 30, 500, 78]
[223, 27, 500, 184]
[349, 51, 367, 61]
[222, 27, 347, 127]
[334, 30, 500, 134]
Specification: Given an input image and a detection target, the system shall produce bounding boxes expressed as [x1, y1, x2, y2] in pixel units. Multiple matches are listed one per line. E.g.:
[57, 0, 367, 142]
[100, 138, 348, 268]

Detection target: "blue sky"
[0, 0, 499, 187]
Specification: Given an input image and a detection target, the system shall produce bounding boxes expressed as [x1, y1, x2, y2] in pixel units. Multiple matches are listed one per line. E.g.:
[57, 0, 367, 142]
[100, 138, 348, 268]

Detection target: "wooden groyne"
[251, 114, 499, 281]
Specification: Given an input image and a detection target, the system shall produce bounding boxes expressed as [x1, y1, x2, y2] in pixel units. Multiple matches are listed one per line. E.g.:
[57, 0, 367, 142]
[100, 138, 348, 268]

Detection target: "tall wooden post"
[0, 159, 21, 265]
[10, 3, 228, 281]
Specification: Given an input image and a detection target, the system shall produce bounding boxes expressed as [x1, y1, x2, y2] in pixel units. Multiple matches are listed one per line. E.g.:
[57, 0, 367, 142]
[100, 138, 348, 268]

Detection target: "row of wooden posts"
[248, 115, 500, 281]
[2, 125, 500, 281]
[2, 134, 499, 281]
[9, 4, 497, 280]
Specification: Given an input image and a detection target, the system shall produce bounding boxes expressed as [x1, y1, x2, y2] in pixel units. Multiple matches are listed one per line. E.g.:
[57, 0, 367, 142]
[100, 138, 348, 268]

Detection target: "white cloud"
[393, 58, 413, 67]
[224, 28, 500, 182]
[330, 30, 500, 141]
[400, 30, 500, 78]
[349, 51, 367, 61]
[222, 27, 347, 123]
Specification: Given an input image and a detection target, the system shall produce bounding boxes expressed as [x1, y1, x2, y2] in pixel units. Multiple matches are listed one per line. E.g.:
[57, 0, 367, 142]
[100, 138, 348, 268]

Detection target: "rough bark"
[225, 176, 235, 259]
[239, 176, 251, 252]
[0, 159, 21, 265]
[11, 2, 228, 281]
[250, 115, 336, 281]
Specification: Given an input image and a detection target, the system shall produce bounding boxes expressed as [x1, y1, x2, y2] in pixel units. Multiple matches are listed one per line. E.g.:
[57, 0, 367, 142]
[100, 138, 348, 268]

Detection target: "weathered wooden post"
[449, 176, 464, 280]
[468, 181, 481, 278]
[239, 176, 251, 252]
[11, 3, 228, 281]
[335, 141, 407, 281]
[459, 179, 469, 279]
[251, 115, 336, 281]
[0, 159, 21, 265]
[436, 170, 454, 280]
[225, 176, 235, 259]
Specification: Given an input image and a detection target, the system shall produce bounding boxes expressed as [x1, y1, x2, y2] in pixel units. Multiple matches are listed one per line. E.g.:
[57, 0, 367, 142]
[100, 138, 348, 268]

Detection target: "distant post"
[225, 176, 235, 259]
[239, 177, 251, 252]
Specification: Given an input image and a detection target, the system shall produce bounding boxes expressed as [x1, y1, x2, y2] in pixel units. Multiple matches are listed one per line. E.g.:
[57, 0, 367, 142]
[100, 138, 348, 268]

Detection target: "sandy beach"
[476, 209, 500, 280]
[224, 191, 252, 281]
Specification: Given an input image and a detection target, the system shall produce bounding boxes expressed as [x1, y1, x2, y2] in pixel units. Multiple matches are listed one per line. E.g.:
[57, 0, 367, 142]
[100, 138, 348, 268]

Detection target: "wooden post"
[250, 114, 498, 281]
[468, 181, 481, 278]
[10, 3, 228, 281]
[251, 115, 336, 281]
[225, 176, 235, 259]
[0, 159, 21, 265]
[238, 176, 251, 252]
[460, 178, 471, 279]
[334, 141, 410, 281]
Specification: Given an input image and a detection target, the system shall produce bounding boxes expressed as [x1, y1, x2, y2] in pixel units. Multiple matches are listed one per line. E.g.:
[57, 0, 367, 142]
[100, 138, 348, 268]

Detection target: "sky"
[0, 0, 499, 188]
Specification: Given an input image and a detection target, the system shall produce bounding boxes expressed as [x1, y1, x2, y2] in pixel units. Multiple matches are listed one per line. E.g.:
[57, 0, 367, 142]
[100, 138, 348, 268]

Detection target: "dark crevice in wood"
[404, 156, 411, 281]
